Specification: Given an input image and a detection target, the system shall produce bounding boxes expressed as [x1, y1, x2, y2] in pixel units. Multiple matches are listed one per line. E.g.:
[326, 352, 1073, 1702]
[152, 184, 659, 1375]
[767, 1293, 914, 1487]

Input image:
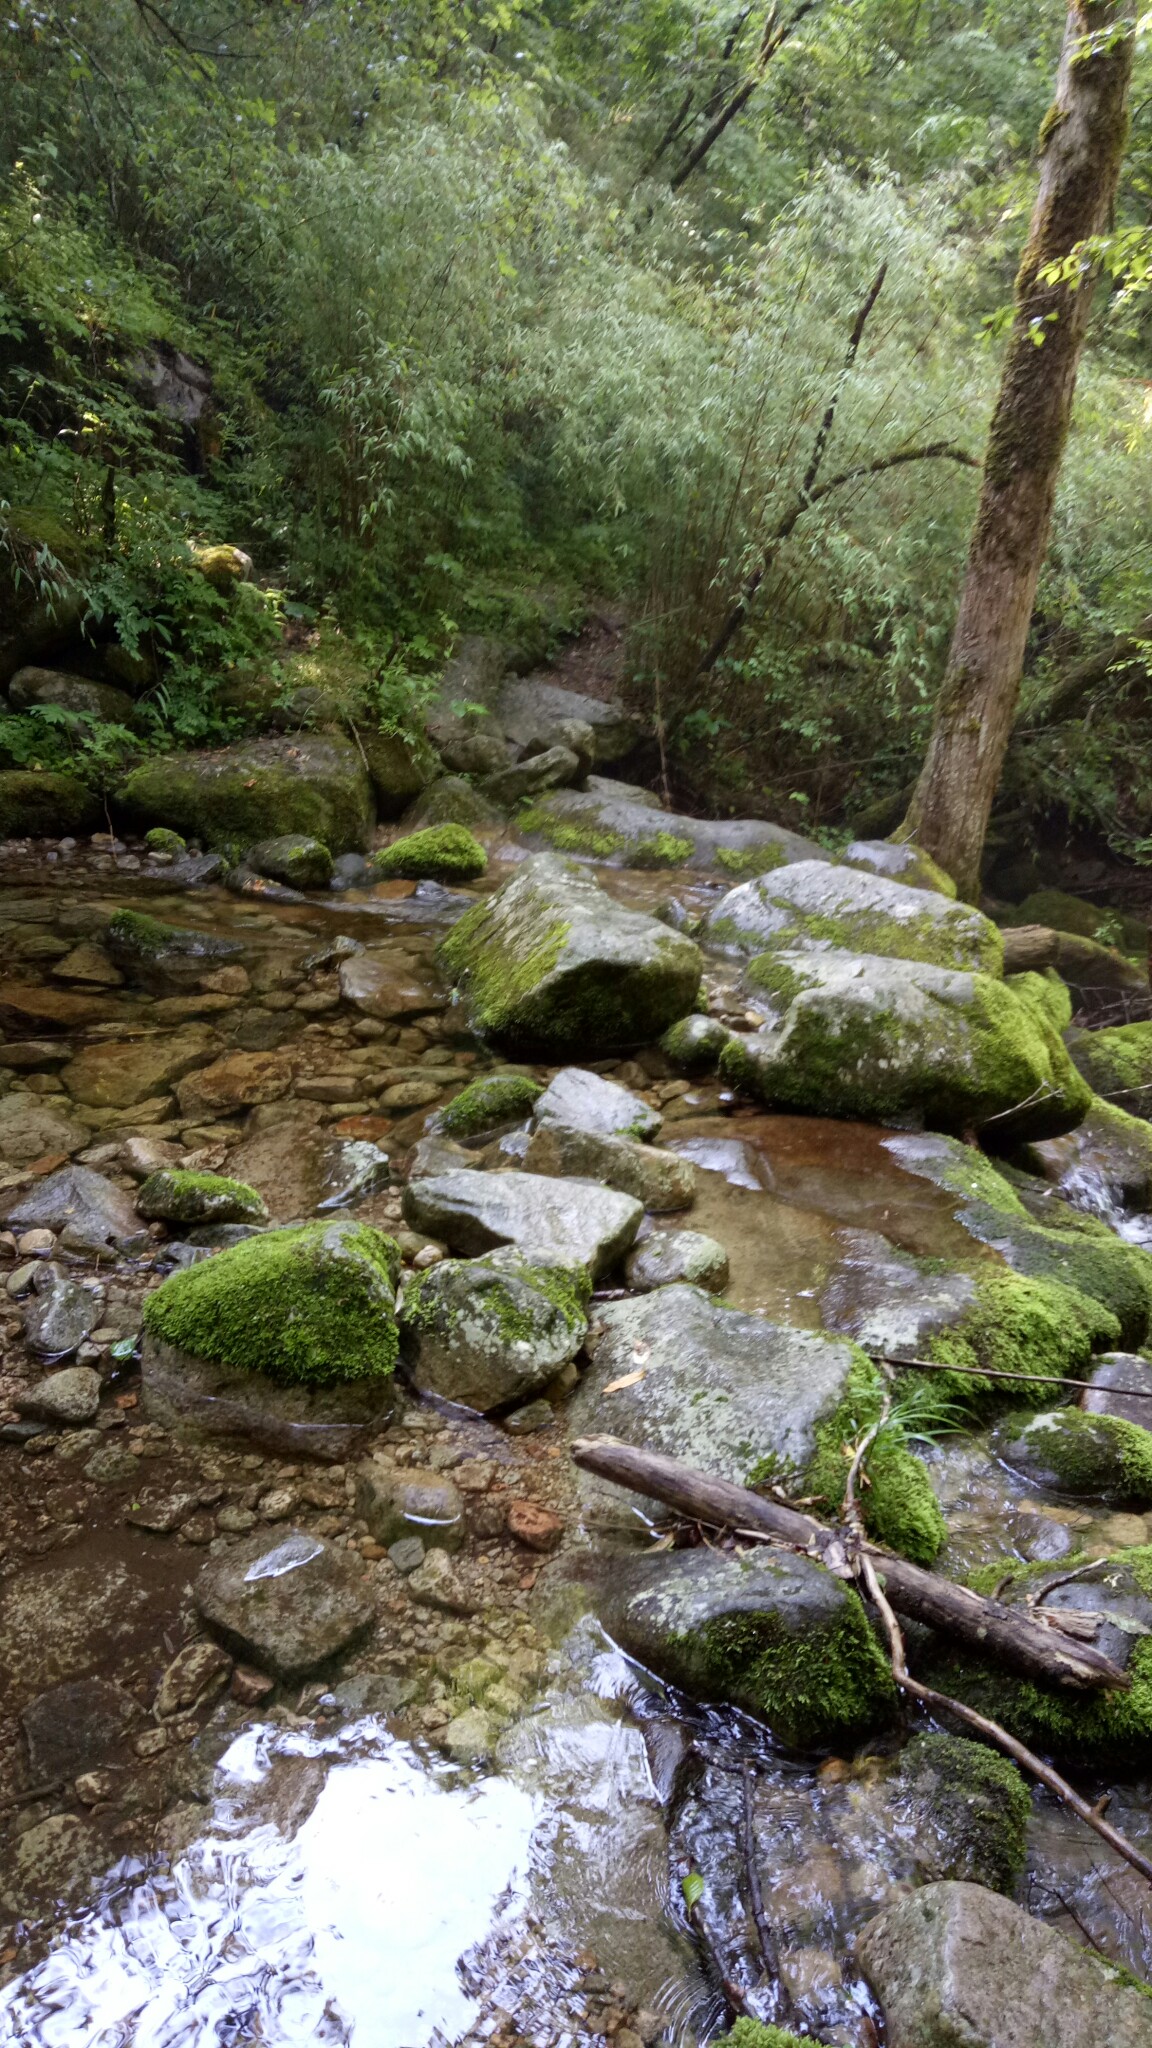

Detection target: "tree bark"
[901, 2, 1135, 901]
[571, 1434, 1129, 1692]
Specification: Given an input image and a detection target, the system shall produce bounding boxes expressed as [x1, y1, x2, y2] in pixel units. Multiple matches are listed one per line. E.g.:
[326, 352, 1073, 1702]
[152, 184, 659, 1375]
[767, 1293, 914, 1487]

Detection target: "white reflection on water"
[0, 1726, 538, 2048]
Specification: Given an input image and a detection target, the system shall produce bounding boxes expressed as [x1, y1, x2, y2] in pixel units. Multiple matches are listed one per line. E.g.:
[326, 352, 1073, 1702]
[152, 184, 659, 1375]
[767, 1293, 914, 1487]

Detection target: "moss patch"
[715, 843, 789, 877]
[803, 1359, 947, 1566]
[1066, 1020, 1152, 1118]
[440, 897, 571, 1041]
[630, 831, 694, 868]
[0, 771, 101, 839]
[371, 824, 487, 882]
[135, 1169, 267, 1227]
[142, 1219, 401, 1387]
[896, 1731, 1030, 1894]
[994, 1405, 1152, 1506]
[143, 827, 187, 855]
[923, 1265, 1118, 1406]
[713, 2026, 809, 2048]
[683, 1588, 895, 1751]
[518, 806, 627, 859]
[437, 1074, 543, 1137]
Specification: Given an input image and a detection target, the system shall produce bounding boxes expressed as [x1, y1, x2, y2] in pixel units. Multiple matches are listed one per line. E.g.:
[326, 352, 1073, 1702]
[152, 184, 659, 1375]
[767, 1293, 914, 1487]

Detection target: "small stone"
[388, 1536, 426, 1574]
[179, 1513, 217, 1545]
[259, 1487, 296, 1521]
[411, 1242, 443, 1269]
[22, 1271, 100, 1358]
[506, 1500, 564, 1552]
[216, 1504, 258, 1534]
[625, 1229, 730, 1294]
[155, 1641, 233, 1718]
[354, 1466, 464, 1551]
[504, 1399, 554, 1435]
[441, 1707, 494, 1761]
[380, 1078, 444, 1110]
[74, 1769, 120, 1806]
[16, 1228, 55, 1256]
[134, 1727, 169, 1759]
[406, 1547, 476, 1614]
[6, 1261, 38, 1297]
[231, 1665, 275, 1704]
[84, 1442, 141, 1485]
[17, 1365, 101, 1426]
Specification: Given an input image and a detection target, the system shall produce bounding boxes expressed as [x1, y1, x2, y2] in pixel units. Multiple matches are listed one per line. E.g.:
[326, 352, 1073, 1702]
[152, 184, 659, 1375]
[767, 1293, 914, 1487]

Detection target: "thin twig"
[869, 1350, 1152, 1402]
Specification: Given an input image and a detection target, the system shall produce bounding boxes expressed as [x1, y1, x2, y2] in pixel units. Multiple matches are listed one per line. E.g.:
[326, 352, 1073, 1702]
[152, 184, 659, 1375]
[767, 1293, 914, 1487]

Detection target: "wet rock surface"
[193, 1527, 377, 1676]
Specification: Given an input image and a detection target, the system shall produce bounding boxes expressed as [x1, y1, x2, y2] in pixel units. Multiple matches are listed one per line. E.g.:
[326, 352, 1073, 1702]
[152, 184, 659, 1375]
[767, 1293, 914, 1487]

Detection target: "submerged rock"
[1020, 1093, 1152, 1210]
[723, 953, 1090, 1142]
[402, 1168, 642, 1278]
[438, 852, 702, 1057]
[175, 1048, 294, 1120]
[624, 1228, 729, 1292]
[531, 1065, 661, 1139]
[354, 1465, 465, 1550]
[857, 1882, 1152, 2048]
[116, 734, 374, 855]
[21, 1676, 139, 1780]
[523, 1120, 696, 1212]
[62, 1023, 222, 1108]
[194, 1528, 376, 1677]
[399, 1248, 589, 1410]
[702, 859, 1001, 972]
[593, 1545, 893, 1750]
[105, 907, 244, 991]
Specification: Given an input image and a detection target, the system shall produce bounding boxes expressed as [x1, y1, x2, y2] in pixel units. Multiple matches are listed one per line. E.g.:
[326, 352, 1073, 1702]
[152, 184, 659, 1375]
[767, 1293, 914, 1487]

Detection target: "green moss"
[402, 1252, 589, 1349]
[744, 954, 822, 1010]
[924, 1265, 1118, 1406]
[897, 1732, 1030, 1894]
[144, 827, 187, 855]
[115, 743, 373, 855]
[713, 2025, 808, 2048]
[995, 1405, 1152, 1505]
[1005, 967, 1072, 1033]
[715, 843, 788, 877]
[659, 1013, 730, 1071]
[135, 1168, 267, 1225]
[518, 806, 627, 859]
[752, 899, 1003, 977]
[142, 1219, 401, 1387]
[803, 1359, 947, 1565]
[681, 1590, 895, 1751]
[371, 824, 487, 882]
[440, 898, 571, 1039]
[107, 908, 181, 960]
[438, 1074, 543, 1136]
[1066, 1020, 1152, 1116]
[0, 771, 101, 839]
[630, 831, 694, 868]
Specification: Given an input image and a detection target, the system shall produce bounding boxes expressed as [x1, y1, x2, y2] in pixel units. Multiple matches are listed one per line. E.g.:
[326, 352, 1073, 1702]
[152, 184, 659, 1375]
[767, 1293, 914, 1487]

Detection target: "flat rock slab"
[523, 1121, 696, 1212]
[532, 1065, 661, 1139]
[402, 1168, 642, 1278]
[521, 787, 822, 872]
[857, 1881, 1152, 2048]
[0, 984, 115, 1033]
[0, 1092, 92, 1164]
[337, 953, 448, 1019]
[438, 852, 702, 1058]
[569, 1284, 862, 1520]
[21, 1676, 139, 1781]
[63, 1026, 223, 1108]
[701, 859, 1002, 973]
[194, 1527, 377, 1677]
[0, 1540, 196, 1710]
[1, 1165, 144, 1253]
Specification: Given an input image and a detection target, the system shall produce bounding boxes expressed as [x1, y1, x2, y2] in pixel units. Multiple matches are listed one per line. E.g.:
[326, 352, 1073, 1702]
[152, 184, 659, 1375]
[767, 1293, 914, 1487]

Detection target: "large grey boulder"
[115, 734, 374, 855]
[438, 852, 701, 1057]
[857, 1882, 1152, 2048]
[9, 665, 135, 726]
[496, 677, 640, 764]
[402, 1168, 642, 1279]
[702, 859, 1002, 972]
[838, 839, 957, 896]
[591, 1545, 893, 1750]
[399, 1247, 589, 1410]
[1081, 1352, 1152, 1427]
[194, 1528, 376, 1677]
[532, 1065, 661, 1139]
[520, 786, 822, 874]
[721, 951, 1090, 1141]
[569, 1285, 863, 1520]
[523, 1121, 696, 1211]
[1, 1165, 145, 1253]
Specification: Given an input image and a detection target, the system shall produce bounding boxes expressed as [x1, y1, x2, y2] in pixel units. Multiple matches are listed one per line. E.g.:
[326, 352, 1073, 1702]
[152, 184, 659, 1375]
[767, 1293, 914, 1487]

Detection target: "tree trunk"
[901, 3, 1134, 900]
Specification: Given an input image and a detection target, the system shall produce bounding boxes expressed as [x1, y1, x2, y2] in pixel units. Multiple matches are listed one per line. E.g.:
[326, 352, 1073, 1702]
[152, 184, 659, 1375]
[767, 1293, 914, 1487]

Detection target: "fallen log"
[570, 1435, 1129, 1693]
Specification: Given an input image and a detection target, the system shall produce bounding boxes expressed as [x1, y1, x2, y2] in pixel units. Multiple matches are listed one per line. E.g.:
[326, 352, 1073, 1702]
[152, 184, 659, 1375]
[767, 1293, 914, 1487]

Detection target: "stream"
[2, 836, 1152, 2045]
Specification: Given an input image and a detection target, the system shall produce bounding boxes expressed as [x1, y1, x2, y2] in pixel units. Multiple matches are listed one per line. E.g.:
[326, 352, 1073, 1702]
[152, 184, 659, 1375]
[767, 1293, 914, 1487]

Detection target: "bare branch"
[669, 0, 818, 189]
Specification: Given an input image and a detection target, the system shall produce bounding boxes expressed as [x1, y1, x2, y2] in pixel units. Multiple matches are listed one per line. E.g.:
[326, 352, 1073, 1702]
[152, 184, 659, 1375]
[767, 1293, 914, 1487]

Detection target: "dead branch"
[669, 0, 819, 189]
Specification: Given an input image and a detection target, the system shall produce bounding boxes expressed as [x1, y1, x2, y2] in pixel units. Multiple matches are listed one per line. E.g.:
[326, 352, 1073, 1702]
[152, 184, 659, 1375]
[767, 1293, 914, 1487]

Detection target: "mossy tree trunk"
[901, 2, 1135, 901]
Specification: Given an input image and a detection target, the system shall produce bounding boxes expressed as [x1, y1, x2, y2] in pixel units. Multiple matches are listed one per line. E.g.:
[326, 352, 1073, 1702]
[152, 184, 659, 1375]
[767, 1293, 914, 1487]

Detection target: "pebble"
[6, 1261, 38, 1297]
[16, 1365, 102, 1426]
[216, 1504, 257, 1534]
[16, 1229, 55, 1256]
[506, 1500, 564, 1552]
[412, 1243, 444, 1269]
[389, 1536, 426, 1573]
[134, 1728, 168, 1759]
[407, 1548, 476, 1614]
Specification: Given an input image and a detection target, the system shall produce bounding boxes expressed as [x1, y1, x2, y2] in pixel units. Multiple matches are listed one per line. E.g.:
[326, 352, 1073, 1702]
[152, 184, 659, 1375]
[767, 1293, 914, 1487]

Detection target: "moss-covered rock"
[660, 1012, 732, 1072]
[371, 824, 487, 882]
[399, 1248, 589, 1410]
[438, 851, 702, 1057]
[144, 827, 187, 855]
[247, 833, 333, 889]
[725, 952, 1090, 1143]
[115, 735, 374, 855]
[360, 728, 439, 819]
[135, 1169, 268, 1228]
[1004, 887, 1148, 962]
[8, 665, 135, 726]
[105, 907, 244, 991]
[703, 859, 1000, 971]
[519, 787, 821, 873]
[192, 543, 252, 589]
[402, 775, 505, 829]
[803, 1359, 947, 1565]
[142, 1218, 401, 1387]
[712, 2023, 809, 2048]
[436, 1074, 543, 1137]
[1006, 965, 1073, 1033]
[0, 771, 101, 839]
[596, 1545, 895, 1750]
[992, 1405, 1152, 1505]
[839, 838, 958, 897]
[893, 1733, 1031, 1895]
[1021, 1094, 1152, 1211]
[1066, 1020, 1152, 1121]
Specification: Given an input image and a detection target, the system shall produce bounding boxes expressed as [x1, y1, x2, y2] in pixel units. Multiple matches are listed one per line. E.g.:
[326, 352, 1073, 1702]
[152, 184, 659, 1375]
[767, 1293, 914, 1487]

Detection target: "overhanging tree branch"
[669, 0, 819, 189]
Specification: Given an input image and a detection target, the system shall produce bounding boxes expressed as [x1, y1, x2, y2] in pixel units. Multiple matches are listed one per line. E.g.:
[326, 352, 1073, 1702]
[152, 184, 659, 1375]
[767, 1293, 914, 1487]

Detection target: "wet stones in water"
[523, 1121, 696, 1213]
[105, 907, 245, 991]
[17, 1364, 101, 1424]
[247, 833, 334, 890]
[1065, 1019, 1152, 1122]
[193, 1527, 376, 1677]
[354, 1465, 465, 1550]
[820, 1230, 979, 1359]
[659, 1013, 732, 1073]
[405, 1546, 475, 1615]
[624, 1229, 729, 1293]
[175, 1048, 294, 1120]
[1023, 1094, 1152, 1213]
[0, 1091, 92, 1164]
[0, 982, 116, 1034]
[399, 1249, 589, 1411]
[857, 1882, 1152, 2048]
[991, 1406, 1152, 1507]
[135, 1168, 268, 1227]
[701, 858, 1000, 972]
[22, 1268, 99, 1357]
[2, 1165, 146, 1255]
[21, 1676, 140, 1780]
[589, 1544, 893, 1750]
[312, 1137, 391, 1212]
[437, 852, 702, 1058]
[337, 951, 449, 1020]
[402, 1168, 642, 1279]
[1081, 1352, 1152, 1427]
[531, 1065, 661, 1139]
[0, 1548, 194, 1701]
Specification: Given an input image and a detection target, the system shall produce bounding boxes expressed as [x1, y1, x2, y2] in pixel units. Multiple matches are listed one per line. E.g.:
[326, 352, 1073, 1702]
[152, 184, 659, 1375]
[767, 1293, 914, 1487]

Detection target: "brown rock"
[176, 1049, 294, 1119]
[506, 1500, 564, 1552]
[0, 985, 115, 1033]
[201, 965, 250, 995]
[63, 1026, 223, 1108]
[231, 1665, 275, 1704]
[338, 954, 449, 1020]
[154, 1640, 232, 1718]
[52, 942, 123, 987]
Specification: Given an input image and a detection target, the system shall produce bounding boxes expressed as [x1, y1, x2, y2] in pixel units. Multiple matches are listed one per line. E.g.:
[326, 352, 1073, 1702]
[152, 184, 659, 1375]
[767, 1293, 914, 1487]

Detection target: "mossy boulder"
[115, 735, 374, 855]
[1066, 1020, 1152, 1121]
[398, 1248, 590, 1410]
[438, 851, 702, 1057]
[142, 1218, 401, 1388]
[192, 544, 252, 589]
[135, 1170, 268, 1228]
[660, 1013, 732, 1072]
[359, 728, 439, 819]
[992, 1405, 1152, 1505]
[0, 771, 100, 839]
[371, 824, 487, 883]
[725, 952, 1090, 1143]
[702, 859, 1002, 972]
[838, 838, 958, 896]
[247, 834, 333, 889]
[436, 1074, 543, 1138]
[105, 908, 244, 991]
[1020, 1094, 1152, 1211]
[891, 1733, 1030, 1895]
[1005, 887, 1148, 962]
[519, 787, 821, 873]
[144, 827, 186, 856]
[8, 665, 135, 726]
[712, 2026, 809, 2048]
[402, 776, 505, 829]
[594, 1545, 895, 1751]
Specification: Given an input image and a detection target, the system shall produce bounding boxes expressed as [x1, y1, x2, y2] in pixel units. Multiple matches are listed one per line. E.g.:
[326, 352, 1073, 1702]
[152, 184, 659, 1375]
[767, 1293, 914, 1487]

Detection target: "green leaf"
[681, 1871, 704, 1909]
